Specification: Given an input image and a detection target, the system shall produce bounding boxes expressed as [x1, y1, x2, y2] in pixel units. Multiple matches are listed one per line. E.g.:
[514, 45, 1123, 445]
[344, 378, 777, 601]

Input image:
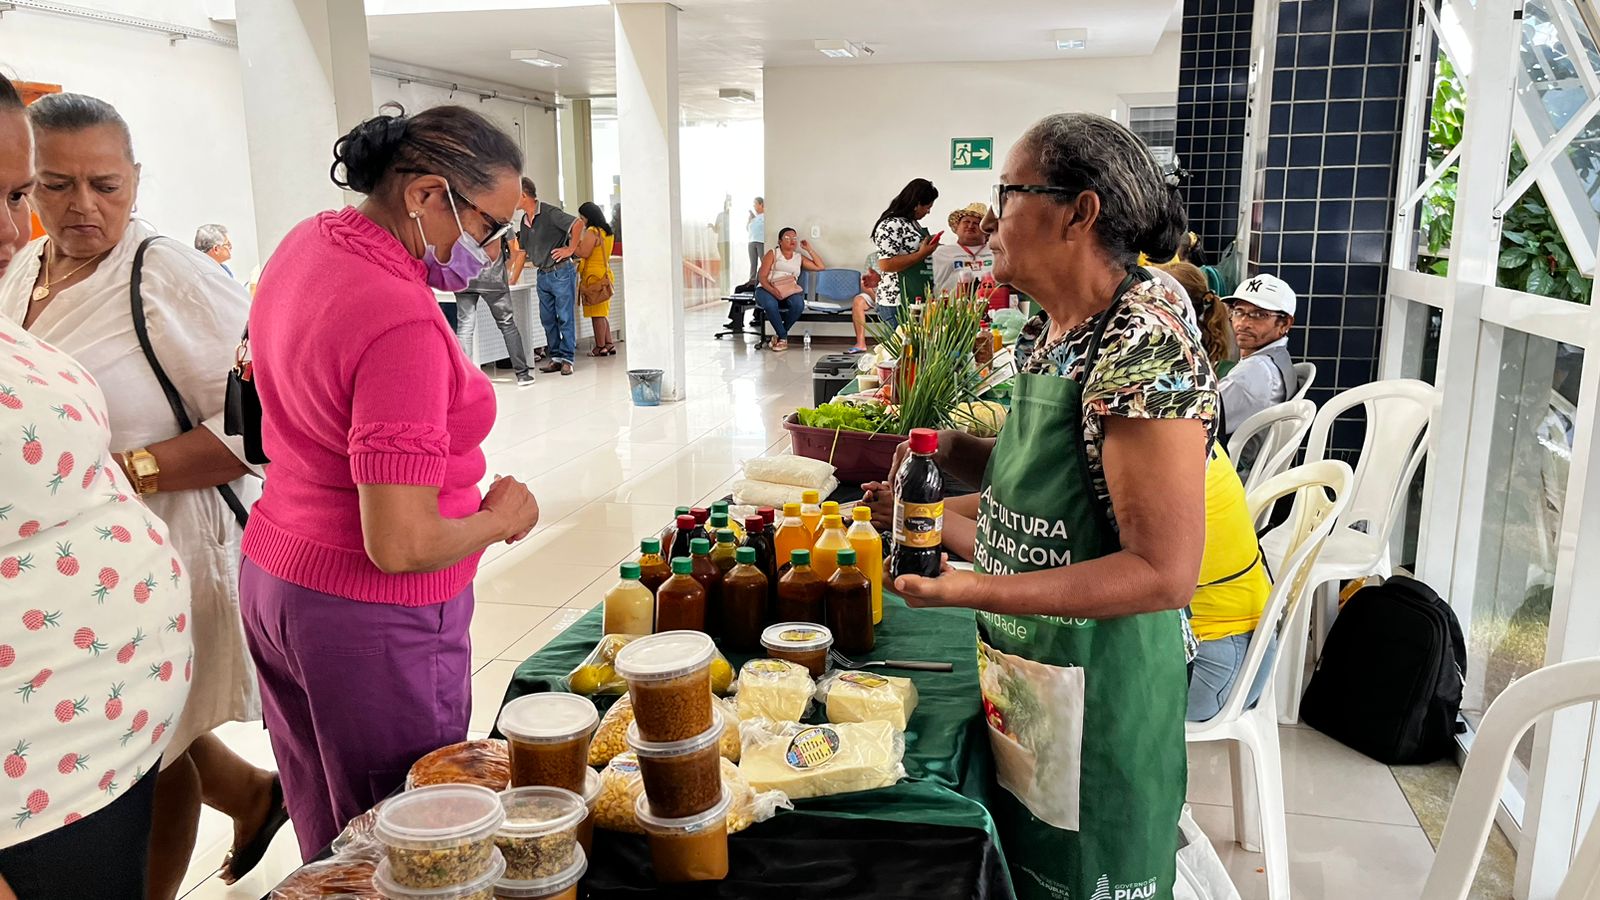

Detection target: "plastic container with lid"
[493, 786, 586, 882]
[493, 846, 587, 900]
[762, 622, 833, 677]
[497, 693, 599, 793]
[634, 786, 732, 883]
[613, 630, 716, 742]
[577, 768, 601, 857]
[375, 784, 506, 889]
[627, 707, 725, 819]
[377, 847, 506, 900]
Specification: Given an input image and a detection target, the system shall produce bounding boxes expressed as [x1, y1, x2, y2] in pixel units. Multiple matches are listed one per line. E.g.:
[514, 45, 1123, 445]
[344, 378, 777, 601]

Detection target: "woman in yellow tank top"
[576, 201, 616, 356]
[1187, 443, 1275, 721]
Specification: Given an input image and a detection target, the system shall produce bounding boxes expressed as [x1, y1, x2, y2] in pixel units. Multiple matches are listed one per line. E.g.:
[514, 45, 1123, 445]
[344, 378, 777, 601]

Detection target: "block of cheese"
[734, 658, 815, 722]
[737, 719, 905, 800]
[819, 671, 919, 731]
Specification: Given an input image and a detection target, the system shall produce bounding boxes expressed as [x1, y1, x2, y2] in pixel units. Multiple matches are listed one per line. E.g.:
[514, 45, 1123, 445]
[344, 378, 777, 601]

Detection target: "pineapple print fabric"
[1014, 272, 1220, 534]
[0, 318, 192, 849]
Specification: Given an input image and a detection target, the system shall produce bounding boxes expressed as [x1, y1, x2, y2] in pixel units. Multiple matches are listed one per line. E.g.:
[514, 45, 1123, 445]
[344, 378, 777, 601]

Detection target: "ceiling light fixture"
[814, 39, 872, 59]
[719, 88, 756, 104]
[510, 49, 568, 68]
[1054, 29, 1089, 51]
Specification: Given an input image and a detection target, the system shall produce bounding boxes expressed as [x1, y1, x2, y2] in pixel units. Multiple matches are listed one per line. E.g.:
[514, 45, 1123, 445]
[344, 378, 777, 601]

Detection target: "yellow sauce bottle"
[810, 514, 851, 583]
[847, 505, 885, 624]
[820, 500, 841, 521]
[800, 489, 823, 536]
[603, 562, 655, 635]
[774, 502, 812, 571]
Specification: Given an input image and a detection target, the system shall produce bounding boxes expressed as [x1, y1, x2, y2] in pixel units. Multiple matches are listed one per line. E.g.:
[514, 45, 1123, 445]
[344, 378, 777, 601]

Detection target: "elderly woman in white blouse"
[0, 93, 283, 899]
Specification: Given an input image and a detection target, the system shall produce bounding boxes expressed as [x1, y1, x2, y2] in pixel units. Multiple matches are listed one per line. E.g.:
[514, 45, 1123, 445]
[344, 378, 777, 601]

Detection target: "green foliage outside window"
[1418, 57, 1594, 303]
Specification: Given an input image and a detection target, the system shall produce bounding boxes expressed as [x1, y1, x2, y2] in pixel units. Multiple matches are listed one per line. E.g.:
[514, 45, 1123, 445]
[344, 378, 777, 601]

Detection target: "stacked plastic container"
[374, 784, 507, 900]
[613, 631, 733, 882]
[494, 693, 604, 897]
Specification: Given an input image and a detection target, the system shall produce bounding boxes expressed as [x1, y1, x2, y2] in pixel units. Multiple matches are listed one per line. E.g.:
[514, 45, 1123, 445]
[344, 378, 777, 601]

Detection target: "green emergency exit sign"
[951, 137, 993, 170]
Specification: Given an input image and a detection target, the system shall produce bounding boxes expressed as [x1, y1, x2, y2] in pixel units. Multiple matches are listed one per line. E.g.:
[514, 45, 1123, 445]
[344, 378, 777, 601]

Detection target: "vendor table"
[500, 594, 1016, 899]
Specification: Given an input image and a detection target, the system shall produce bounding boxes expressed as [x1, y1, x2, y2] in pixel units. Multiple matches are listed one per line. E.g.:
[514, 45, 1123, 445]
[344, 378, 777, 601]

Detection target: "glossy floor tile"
[199, 307, 1476, 896]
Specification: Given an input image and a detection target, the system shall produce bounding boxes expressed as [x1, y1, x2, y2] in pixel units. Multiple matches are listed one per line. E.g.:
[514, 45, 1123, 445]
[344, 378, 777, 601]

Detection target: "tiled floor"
[181, 306, 1454, 898]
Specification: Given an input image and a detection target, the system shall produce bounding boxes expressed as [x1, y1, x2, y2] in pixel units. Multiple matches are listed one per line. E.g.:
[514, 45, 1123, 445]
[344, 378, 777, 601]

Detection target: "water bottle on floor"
[803, 330, 812, 351]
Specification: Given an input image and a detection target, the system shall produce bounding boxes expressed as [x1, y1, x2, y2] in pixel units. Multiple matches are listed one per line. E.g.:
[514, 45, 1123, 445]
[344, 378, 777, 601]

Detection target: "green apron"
[900, 223, 936, 304]
[972, 273, 1188, 900]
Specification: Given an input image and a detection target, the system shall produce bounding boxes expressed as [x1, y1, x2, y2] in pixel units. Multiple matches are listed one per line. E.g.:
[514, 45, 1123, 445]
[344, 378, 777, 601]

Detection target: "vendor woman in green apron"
[892, 113, 1219, 900]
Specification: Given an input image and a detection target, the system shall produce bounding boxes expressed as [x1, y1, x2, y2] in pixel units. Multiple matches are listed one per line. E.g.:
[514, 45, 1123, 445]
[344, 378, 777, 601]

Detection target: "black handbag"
[224, 325, 269, 466]
[130, 236, 251, 529]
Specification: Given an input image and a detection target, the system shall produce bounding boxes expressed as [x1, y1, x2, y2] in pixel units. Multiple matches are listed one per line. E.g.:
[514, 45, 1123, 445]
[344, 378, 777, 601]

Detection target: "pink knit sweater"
[242, 207, 496, 605]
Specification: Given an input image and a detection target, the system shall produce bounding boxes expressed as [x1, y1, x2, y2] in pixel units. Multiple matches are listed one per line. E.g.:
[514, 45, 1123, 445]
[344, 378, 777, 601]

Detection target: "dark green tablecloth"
[500, 594, 1016, 899]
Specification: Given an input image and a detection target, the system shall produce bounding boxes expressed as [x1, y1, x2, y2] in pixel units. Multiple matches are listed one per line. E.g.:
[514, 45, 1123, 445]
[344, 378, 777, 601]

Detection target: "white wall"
[1, 2, 263, 276]
[370, 76, 560, 213]
[763, 33, 1182, 270]
[0, 2, 559, 279]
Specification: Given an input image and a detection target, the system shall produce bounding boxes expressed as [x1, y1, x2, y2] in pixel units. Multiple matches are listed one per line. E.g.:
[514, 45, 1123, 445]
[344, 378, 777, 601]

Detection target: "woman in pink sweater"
[241, 106, 539, 858]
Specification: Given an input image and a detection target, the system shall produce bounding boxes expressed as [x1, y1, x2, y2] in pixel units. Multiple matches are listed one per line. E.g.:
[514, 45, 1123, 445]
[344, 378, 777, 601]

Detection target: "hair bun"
[331, 110, 409, 193]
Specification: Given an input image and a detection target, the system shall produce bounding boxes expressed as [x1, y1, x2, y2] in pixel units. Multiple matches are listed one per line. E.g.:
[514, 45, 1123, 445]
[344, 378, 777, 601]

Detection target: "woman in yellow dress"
[576, 201, 616, 356]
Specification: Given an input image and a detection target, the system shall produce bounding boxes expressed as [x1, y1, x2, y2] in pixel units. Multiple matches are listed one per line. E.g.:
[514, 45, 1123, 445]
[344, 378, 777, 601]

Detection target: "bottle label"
[785, 726, 841, 769]
[893, 499, 944, 549]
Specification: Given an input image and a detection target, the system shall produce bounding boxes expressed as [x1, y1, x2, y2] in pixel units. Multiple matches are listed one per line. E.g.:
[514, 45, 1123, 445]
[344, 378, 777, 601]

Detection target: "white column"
[235, 0, 374, 259]
[614, 2, 686, 401]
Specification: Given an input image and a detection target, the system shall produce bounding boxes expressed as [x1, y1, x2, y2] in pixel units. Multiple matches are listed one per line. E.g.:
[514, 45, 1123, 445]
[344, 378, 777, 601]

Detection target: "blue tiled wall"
[1251, 0, 1414, 433]
[1176, 0, 1254, 261]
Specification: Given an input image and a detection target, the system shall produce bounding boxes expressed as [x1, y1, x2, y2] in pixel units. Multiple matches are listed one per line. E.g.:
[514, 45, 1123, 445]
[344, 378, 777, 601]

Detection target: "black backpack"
[1299, 576, 1467, 764]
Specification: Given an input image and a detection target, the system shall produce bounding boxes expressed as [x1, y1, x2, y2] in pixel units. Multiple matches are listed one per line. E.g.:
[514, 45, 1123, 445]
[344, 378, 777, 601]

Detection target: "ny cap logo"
[1244, 277, 1268, 294]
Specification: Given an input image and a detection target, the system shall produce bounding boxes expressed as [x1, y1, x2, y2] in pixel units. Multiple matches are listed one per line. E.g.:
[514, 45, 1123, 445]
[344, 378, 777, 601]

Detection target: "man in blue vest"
[1219, 273, 1299, 435]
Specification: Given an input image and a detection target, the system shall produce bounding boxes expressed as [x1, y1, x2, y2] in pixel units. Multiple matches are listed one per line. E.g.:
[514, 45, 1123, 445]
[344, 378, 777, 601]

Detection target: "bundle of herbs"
[870, 285, 989, 433]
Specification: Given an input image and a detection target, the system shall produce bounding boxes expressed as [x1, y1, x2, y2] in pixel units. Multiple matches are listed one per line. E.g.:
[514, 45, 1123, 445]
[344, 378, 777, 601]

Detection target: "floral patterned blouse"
[0, 316, 191, 848]
[1015, 273, 1220, 660]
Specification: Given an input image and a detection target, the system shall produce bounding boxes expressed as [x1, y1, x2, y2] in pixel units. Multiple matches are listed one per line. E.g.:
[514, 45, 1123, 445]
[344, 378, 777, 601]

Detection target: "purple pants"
[239, 558, 473, 859]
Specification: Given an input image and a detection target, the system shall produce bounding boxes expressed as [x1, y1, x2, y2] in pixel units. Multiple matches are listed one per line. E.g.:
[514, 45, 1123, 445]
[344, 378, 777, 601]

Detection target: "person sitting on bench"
[754, 226, 828, 351]
[850, 269, 883, 353]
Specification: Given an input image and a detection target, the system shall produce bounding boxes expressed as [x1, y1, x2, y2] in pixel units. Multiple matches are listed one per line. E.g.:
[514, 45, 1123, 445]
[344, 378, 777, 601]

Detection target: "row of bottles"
[772, 501, 883, 624]
[606, 497, 883, 653]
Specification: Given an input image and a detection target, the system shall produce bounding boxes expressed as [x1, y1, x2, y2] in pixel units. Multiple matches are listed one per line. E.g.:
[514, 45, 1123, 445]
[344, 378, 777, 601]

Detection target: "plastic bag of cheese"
[594, 753, 789, 834]
[733, 658, 816, 722]
[738, 719, 906, 800]
[817, 670, 919, 731]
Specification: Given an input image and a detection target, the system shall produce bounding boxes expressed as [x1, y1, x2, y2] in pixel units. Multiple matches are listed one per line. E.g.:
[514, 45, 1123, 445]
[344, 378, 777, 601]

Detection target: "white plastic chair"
[1260, 378, 1436, 723]
[1226, 399, 1317, 503]
[1290, 361, 1316, 403]
[1186, 459, 1354, 900]
[1419, 658, 1600, 900]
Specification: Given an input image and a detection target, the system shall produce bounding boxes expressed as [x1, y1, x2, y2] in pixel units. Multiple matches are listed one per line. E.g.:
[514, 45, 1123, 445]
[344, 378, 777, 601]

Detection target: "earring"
[409, 210, 420, 219]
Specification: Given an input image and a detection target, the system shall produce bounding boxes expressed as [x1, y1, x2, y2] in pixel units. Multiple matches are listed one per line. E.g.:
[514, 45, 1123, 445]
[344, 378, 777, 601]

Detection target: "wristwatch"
[124, 448, 160, 496]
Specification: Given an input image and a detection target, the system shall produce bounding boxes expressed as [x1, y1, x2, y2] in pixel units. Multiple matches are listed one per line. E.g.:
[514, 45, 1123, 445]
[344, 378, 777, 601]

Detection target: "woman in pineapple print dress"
[0, 93, 284, 899]
[0, 74, 192, 900]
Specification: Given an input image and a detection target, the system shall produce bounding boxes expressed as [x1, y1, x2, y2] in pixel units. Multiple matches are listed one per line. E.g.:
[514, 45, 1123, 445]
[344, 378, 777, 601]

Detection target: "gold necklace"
[31, 244, 105, 304]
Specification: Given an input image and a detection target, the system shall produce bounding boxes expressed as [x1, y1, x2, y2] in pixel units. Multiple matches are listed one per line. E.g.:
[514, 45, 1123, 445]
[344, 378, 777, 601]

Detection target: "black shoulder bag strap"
[130, 236, 250, 530]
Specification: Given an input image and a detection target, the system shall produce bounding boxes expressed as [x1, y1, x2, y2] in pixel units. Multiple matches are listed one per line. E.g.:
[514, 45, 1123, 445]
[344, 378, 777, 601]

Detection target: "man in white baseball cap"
[1218, 273, 1299, 435]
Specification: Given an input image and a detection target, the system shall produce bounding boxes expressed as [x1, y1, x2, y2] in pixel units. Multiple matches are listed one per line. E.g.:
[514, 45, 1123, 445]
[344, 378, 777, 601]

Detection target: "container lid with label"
[613, 631, 716, 682]
[496, 693, 599, 745]
[633, 785, 733, 835]
[375, 847, 506, 899]
[762, 623, 834, 653]
[375, 784, 505, 851]
[493, 846, 588, 899]
[626, 707, 724, 759]
[496, 786, 587, 839]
